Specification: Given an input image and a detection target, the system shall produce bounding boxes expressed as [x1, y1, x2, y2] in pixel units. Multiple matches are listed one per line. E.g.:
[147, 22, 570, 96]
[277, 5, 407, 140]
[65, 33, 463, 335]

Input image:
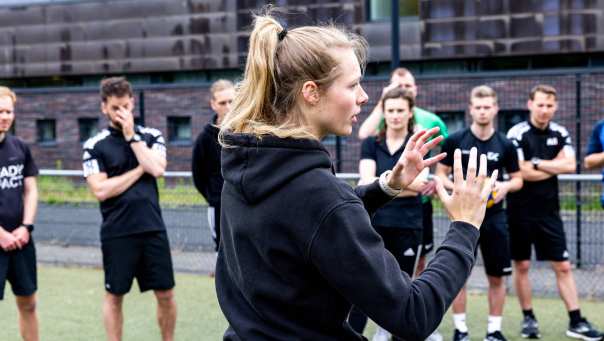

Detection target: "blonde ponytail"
[220, 9, 367, 144]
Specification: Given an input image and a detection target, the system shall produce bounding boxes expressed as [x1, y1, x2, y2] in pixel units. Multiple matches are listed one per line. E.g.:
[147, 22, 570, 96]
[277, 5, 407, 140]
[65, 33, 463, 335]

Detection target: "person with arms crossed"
[216, 12, 499, 341]
[583, 118, 604, 208]
[83, 77, 177, 341]
[435, 85, 523, 341]
[0, 86, 39, 341]
[192, 79, 235, 260]
[507, 84, 602, 341]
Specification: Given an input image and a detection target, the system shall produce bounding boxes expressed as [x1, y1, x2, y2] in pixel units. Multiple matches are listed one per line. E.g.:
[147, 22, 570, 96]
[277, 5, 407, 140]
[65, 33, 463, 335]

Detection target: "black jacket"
[216, 133, 480, 341]
[191, 116, 223, 206]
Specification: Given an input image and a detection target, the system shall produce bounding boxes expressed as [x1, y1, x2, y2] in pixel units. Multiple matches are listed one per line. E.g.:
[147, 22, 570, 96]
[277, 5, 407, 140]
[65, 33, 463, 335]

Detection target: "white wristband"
[379, 170, 401, 197]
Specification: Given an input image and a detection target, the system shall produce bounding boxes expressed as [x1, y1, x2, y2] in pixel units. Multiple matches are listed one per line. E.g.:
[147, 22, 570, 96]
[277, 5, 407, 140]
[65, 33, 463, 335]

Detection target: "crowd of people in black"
[1, 10, 604, 341]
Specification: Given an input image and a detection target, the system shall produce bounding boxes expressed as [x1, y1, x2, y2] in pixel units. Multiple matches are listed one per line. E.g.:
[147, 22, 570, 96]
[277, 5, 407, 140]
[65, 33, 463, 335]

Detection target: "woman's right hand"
[434, 147, 498, 229]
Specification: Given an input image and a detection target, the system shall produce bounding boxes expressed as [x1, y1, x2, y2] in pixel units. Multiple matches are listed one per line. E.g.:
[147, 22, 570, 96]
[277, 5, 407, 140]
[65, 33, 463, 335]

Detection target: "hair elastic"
[278, 28, 288, 41]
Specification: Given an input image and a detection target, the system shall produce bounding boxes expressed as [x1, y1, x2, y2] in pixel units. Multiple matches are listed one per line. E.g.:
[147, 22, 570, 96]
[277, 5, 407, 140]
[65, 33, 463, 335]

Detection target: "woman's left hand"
[387, 127, 446, 190]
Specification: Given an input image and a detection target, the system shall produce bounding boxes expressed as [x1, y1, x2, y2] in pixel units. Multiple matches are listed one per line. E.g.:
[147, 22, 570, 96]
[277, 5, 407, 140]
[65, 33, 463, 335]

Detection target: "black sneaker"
[566, 319, 604, 341]
[484, 331, 508, 341]
[452, 329, 470, 341]
[521, 315, 541, 339]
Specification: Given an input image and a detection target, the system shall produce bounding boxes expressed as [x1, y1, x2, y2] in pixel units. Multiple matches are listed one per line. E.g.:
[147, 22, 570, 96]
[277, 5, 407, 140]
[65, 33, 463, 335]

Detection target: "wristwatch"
[531, 157, 541, 170]
[21, 224, 34, 232]
[127, 133, 142, 144]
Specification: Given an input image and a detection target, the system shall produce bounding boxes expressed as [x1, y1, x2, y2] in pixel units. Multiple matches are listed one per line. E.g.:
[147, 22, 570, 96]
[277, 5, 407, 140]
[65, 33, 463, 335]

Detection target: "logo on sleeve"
[546, 137, 559, 146]
[83, 160, 100, 177]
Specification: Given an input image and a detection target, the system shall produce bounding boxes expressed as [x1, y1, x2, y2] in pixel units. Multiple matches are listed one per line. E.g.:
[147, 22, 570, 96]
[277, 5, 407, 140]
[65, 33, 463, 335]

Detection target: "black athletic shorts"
[479, 211, 512, 277]
[0, 238, 37, 300]
[420, 200, 434, 256]
[101, 231, 175, 295]
[508, 211, 569, 262]
[374, 226, 423, 277]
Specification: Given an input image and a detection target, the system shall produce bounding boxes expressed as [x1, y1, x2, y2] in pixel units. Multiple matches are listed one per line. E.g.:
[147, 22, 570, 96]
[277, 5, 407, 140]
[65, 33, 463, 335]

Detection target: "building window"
[78, 118, 99, 143]
[167, 116, 191, 144]
[36, 119, 56, 144]
[438, 111, 466, 134]
[498, 110, 529, 133]
[369, 0, 419, 21]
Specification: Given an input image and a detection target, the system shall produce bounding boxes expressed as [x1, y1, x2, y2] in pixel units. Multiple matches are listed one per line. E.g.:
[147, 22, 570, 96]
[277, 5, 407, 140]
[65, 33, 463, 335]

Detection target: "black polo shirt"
[506, 120, 574, 216]
[361, 136, 422, 230]
[440, 128, 519, 216]
[82, 126, 167, 240]
[0, 135, 38, 232]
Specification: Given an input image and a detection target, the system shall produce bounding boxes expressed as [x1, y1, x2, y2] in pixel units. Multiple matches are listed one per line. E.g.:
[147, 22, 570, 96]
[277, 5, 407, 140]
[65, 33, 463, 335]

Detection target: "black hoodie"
[216, 133, 480, 341]
[192, 115, 223, 207]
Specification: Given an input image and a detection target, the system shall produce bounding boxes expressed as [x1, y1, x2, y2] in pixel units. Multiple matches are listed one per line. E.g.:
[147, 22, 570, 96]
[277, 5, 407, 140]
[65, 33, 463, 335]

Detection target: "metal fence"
[35, 172, 604, 298]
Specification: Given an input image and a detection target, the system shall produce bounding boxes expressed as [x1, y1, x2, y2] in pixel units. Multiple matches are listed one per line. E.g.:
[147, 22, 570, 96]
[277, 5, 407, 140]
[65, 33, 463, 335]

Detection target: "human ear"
[301, 81, 320, 105]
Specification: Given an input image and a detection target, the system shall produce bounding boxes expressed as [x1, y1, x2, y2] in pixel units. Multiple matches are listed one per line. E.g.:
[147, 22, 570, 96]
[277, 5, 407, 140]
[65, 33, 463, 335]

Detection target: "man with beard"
[507, 85, 602, 341]
[83, 77, 177, 341]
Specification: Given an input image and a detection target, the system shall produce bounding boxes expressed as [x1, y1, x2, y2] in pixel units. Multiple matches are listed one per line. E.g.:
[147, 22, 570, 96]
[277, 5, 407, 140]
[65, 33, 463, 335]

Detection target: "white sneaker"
[426, 330, 444, 341]
[372, 326, 391, 341]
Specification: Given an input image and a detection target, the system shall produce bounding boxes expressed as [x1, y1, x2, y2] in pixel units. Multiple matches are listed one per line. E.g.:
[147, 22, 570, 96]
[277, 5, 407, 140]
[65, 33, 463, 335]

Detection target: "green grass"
[0, 265, 226, 341]
[1, 266, 602, 340]
[38, 176, 206, 207]
[364, 291, 604, 340]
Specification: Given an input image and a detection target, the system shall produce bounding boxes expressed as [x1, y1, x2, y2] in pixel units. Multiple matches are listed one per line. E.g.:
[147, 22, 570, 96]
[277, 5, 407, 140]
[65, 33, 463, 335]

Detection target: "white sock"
[487, 315, 502, 334]
[453, 313, 468, 333]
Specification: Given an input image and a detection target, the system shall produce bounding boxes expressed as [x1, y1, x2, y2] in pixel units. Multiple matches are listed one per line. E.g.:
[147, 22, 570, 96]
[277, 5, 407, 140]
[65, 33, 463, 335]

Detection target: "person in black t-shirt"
[83, 77, 176, 341]
[506, 85, 602, 341]
[192, 79, 234, 258]
[350, 88, 429, 340]
[0, 87, 39, 341]
[436, 86, 523, 341]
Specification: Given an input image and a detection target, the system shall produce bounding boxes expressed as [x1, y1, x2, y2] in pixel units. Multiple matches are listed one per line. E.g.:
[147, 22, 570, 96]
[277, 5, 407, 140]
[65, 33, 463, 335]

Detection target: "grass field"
[0, 265, 603, 340]
[38, 176, 205, 207]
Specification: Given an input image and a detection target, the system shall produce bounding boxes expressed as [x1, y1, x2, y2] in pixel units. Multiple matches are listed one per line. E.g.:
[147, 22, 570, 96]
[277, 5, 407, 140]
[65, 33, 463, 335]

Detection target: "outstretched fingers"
[433, 175, 450, 203]
[419, 135, 444, 156]
[414, 127, 439, 151]
[481, 170, 499, 199]
[408, 129, 428, 146]
[466, 147, 478, 184]
[423, 152, 447, 168]
[453, 149, 464, 187]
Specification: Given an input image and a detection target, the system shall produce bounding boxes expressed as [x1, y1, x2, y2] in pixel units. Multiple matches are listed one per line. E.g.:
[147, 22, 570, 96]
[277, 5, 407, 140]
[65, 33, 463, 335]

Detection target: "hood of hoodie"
[221, 133, 334, 204]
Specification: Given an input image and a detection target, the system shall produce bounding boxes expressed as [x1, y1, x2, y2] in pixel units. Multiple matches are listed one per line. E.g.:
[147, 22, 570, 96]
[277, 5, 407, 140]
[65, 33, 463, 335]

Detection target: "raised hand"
[434, 148, 498, 228]
[381, 81, 401, 98]
[387, 127, 446, 191]
[115, 107, 135, 140]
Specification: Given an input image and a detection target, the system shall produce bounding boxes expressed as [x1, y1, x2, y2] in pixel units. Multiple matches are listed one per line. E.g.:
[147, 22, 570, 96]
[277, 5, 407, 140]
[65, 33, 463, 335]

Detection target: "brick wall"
[12, 72, 604, 173]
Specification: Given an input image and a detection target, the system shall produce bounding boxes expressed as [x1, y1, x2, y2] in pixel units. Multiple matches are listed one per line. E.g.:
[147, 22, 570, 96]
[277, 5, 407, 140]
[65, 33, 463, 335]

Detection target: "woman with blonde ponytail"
[216, 10, 498, 341]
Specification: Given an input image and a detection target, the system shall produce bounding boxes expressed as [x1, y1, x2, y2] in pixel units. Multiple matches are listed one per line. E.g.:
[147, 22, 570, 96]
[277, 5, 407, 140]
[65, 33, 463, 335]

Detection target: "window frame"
[36, 118, 57, 146]
[366, 0, 420, 22]
[78, 117, 99, 143]
[167, 116, 192, 146]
